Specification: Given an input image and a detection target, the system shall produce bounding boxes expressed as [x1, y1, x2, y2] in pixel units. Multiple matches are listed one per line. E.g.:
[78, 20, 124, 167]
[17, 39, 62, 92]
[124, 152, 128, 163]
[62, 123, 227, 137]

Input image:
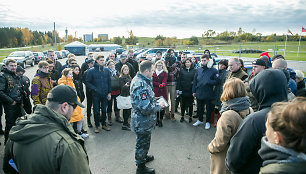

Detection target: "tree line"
[0, 27, 61, 48]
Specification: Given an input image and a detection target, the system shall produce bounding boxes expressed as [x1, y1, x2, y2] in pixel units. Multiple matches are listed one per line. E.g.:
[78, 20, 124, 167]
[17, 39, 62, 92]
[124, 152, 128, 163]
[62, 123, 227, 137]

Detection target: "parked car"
[33, 52, 46, 64]
[61, 50, 70, 58]
[136, 48, 168, 62]
[55, 51, 63, 59]
[115, 48, 125, 55]
[3, 51, 34, 68]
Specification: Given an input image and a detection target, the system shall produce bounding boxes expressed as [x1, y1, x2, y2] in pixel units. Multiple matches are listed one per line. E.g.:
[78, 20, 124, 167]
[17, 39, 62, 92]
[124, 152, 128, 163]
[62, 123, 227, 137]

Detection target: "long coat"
[152, 71, 168, 100]
[58, 76, 83, 123]
[208, 108, 253, 174]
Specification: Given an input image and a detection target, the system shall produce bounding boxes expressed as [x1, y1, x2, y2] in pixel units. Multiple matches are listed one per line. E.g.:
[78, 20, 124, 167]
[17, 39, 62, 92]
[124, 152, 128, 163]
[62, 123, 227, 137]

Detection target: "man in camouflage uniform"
[130, 61, 165, 174]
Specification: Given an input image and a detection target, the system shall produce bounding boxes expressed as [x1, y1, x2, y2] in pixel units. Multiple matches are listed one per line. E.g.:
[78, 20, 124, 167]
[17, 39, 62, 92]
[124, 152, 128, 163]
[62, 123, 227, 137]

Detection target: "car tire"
[31, 60, 34, 67]
[22, 62, 26, 69]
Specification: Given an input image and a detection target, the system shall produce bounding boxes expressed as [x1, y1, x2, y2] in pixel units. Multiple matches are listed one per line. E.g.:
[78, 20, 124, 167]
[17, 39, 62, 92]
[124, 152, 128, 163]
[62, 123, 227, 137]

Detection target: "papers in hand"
[157, 96, 169, 108]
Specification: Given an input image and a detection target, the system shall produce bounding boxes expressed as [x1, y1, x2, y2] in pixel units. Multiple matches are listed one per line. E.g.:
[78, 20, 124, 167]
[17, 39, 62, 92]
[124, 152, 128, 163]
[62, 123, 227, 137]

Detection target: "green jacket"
[3, 104, 91, 174]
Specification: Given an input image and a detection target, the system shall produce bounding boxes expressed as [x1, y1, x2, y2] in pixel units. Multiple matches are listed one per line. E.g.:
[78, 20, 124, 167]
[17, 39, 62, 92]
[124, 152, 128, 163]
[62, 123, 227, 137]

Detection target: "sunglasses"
[68, 102, 78, 109]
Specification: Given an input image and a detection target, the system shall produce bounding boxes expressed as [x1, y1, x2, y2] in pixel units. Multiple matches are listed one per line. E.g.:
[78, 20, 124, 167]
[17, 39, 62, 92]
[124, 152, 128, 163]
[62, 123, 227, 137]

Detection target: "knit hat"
[47, 85, 84, 108]
[252, 59, 266, 67]
[218, 59, 228, 68]
[16, 65, 25, 73]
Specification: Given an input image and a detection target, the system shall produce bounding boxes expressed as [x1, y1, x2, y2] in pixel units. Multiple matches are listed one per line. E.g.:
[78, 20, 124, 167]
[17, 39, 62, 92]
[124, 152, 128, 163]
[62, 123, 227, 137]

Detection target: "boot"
[136, 163, 155, 174]
[214, 112, 221, 127]
[158, 120, 163, 127]
[210, 111, 215, 124]
[115, 111, 123, 123]
[107, 113, 113, 126]
[87, 117, 93, 128]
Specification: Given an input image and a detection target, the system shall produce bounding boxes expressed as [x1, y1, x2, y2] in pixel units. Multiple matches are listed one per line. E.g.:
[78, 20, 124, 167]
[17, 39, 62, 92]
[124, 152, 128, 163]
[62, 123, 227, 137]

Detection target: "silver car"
[3, 51, 35, 69]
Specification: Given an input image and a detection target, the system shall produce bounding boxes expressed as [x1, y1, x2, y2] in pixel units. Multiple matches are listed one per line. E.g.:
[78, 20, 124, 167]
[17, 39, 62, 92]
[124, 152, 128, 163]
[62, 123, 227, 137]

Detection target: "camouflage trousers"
[135, 132, 152, 164]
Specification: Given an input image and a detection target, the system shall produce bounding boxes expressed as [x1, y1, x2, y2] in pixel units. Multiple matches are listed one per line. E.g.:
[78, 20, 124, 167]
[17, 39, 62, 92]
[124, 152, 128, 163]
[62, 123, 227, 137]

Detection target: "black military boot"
[146, 155, 154, 163]
[136, 163, 155, 174]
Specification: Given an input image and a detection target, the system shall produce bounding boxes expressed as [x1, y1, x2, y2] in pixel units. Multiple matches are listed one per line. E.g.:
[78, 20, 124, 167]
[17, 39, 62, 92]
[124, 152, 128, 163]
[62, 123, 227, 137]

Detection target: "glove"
[159, 84, 164, 88]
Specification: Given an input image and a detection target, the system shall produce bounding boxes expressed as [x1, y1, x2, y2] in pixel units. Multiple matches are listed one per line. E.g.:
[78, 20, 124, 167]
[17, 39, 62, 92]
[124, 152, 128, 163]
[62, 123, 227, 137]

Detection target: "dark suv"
[3, 51, 35, 68]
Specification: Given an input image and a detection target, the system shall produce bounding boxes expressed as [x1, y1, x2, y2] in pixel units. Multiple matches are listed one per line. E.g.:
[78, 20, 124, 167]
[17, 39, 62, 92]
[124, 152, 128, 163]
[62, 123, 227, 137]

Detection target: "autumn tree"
[113, 36, 122, 45]
[125, 30, 138, 45]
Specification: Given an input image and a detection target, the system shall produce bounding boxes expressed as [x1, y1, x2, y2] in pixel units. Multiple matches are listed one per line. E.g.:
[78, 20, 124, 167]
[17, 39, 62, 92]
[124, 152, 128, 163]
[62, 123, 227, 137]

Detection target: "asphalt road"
[0, 53, 304, 173]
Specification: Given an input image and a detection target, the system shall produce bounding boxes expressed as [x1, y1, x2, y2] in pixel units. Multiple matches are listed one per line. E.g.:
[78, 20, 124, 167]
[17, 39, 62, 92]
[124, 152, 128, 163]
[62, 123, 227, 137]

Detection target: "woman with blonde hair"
[258, 99, 306, 173]
[58, 68, 88, 138]
[119, 64, 132, 130]
[208, 77, 253, 174]
[153, 60, 168, 127]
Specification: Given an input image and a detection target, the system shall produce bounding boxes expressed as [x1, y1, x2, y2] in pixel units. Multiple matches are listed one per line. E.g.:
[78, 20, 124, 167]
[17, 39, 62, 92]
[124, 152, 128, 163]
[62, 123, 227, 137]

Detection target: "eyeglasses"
[68, 102, 78, 109]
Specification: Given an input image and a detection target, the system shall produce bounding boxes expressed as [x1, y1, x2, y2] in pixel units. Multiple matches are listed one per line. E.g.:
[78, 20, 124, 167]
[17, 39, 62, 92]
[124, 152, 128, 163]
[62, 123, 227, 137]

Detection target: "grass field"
[0, 44, 65, 62]
[1, 41, 306, 62]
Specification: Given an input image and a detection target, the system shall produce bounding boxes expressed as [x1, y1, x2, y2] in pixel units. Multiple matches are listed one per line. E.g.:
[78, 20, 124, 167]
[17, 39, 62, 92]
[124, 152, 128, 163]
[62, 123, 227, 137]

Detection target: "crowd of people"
[0, 48, 305, 173]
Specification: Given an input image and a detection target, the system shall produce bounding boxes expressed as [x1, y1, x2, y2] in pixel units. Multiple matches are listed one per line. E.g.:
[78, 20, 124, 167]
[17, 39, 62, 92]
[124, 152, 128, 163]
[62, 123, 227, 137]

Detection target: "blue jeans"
[92, 94, 107, 127]
[196, 99, 212, 123]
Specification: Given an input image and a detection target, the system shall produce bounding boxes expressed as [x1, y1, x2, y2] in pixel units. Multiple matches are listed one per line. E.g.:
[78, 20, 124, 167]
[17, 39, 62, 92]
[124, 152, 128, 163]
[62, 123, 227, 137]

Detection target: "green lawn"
[0, 44, 65, 62]
[1, 41, 306, 62]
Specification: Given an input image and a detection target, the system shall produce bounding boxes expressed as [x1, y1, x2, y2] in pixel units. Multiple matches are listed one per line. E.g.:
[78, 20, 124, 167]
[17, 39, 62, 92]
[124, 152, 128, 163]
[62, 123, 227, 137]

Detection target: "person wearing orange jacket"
[58, 68, 88, 138]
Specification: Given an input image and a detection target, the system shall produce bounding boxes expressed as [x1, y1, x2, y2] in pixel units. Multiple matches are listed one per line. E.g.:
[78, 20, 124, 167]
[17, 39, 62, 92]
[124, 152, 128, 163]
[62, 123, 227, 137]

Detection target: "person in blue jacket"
[192, 54, 219, 130]
[85, 55, 112, 133]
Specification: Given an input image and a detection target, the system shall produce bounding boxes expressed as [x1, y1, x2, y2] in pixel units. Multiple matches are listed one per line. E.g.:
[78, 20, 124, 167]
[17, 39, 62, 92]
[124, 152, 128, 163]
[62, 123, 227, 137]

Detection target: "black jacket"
[115, 61, 135, 78]
[127, 58, 138, 78]
[0, 69, 23, 104]
[119, 75, 131, 97]
[176, 66, 196, 97]
[73, 73, 85, 102]
[226, 69, 288, 174]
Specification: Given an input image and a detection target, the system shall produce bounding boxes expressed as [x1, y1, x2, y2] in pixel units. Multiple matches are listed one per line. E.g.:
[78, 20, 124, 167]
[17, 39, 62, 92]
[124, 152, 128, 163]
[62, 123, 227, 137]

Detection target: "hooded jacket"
[258, 137, 306, 174]
[3, 104, 91, 174]
[0, 68, 23, 104]
[58, 76, 83, 123]
[226, 69, 288, 174]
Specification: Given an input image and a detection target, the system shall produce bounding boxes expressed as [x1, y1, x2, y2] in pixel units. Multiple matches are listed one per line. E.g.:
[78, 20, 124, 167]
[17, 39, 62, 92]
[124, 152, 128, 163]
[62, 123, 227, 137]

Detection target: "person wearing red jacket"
[152, 60, 168, 127]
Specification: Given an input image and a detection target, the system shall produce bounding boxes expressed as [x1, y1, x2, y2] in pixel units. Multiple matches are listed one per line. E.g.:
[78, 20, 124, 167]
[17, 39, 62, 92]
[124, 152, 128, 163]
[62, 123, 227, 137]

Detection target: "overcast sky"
[0, 0, 305, 38]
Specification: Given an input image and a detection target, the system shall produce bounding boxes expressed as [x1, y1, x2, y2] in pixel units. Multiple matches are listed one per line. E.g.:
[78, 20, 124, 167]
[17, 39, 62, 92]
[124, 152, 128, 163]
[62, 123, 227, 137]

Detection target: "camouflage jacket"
[130, 73, 161, 134]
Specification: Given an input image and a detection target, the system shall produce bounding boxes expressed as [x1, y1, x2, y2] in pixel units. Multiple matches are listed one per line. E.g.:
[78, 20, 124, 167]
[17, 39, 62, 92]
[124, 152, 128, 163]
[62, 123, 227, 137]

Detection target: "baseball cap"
[120, 54, 127, 59]
[259, 56, 269, 68]
[252, 59, 266, 67]
[47, 85, 84, 108]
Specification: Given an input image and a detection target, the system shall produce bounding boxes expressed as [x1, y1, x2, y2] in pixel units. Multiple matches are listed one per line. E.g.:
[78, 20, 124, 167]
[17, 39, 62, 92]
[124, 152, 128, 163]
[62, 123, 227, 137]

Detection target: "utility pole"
[54, 22, 57, 50]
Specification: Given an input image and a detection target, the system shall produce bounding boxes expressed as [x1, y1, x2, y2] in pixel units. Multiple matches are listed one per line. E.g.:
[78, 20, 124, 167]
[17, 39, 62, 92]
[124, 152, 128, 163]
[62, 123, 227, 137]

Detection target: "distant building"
[98, 34, 108, 41]
[83, 34, 93, 42]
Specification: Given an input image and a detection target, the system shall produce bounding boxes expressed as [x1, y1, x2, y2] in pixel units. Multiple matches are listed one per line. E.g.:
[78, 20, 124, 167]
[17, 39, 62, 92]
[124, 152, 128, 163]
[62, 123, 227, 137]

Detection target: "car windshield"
[33, 53, 38, 56]
[8, 52, 25, 57]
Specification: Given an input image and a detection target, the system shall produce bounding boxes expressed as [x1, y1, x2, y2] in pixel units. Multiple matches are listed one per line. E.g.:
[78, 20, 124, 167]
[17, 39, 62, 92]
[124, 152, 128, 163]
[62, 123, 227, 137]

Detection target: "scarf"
[110, 68, 117, 76]
[155, 69, 163, 76]
[37, 70, 52, 88]
[220, 96, 250, 114]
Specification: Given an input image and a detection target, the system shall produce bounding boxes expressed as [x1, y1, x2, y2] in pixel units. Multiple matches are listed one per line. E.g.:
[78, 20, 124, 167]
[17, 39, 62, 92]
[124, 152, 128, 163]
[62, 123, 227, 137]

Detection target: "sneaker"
[115, 118, 123, 123]
[205, 122, 211, 130]
[94, 127, 100, 133]
[79, 133, 89, 138]
[102, 125, 111, 131]
[193, 120, 203, 126]
[122, 125, 131, 131]
[81, 129, 87, 134]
